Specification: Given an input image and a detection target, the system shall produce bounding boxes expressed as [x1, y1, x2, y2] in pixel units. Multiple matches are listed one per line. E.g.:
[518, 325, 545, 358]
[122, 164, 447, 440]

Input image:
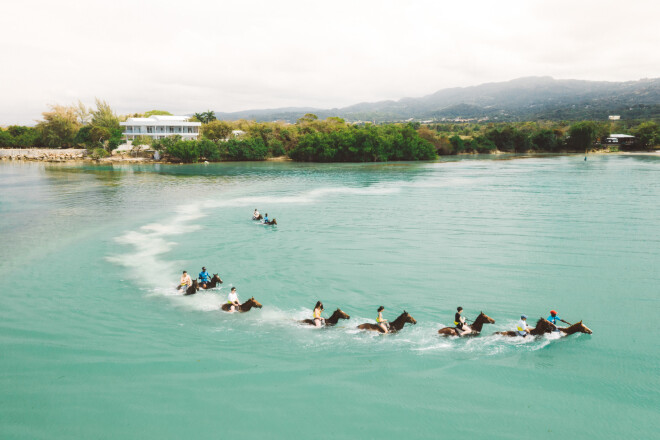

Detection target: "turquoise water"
[1, 156, 658, 439]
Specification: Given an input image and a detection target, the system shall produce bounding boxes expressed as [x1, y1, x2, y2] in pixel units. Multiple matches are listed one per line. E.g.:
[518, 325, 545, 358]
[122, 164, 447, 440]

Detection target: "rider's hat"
[550, 310, 557, 315]
[521, 314, 528, 319]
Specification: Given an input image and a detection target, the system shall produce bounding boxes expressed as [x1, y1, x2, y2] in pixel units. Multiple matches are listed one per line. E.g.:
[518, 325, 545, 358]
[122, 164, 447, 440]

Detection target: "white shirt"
[517, 319, 528, 332]
[228, 291, 239, 303]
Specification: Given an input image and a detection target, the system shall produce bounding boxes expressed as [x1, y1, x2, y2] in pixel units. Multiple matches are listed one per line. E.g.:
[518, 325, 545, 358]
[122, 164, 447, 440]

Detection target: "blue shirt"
[263, 216, 269, 222]
[199, 271, 210, 282]
[548, 315, 561, 325]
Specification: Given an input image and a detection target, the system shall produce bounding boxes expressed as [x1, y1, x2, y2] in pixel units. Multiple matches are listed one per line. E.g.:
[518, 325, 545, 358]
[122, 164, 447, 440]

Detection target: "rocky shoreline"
[0, 148, 87, 162]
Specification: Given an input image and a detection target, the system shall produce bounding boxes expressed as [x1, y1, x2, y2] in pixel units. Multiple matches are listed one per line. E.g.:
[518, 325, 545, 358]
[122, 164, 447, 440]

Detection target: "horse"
[253, 214, 263, 220]
[200, 274, 223, 290]
[220, 297, 263, 313]
[494, 317, 556, 337]
[438, 311, 495, 337]
[263, 219, 277, 225]
[184, 279, 199, 296]
[357, 311, 417, 333]
[559, 321, 593, 336]
[300, 308, 351, 327]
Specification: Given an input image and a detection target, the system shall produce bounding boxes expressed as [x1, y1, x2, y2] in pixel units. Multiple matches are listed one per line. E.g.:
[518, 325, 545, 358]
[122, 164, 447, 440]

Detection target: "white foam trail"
[108, 184, 400, 310]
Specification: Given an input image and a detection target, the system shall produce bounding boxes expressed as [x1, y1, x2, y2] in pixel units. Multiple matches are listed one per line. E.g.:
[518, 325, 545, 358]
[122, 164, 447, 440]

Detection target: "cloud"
[0, 0, 658, 124]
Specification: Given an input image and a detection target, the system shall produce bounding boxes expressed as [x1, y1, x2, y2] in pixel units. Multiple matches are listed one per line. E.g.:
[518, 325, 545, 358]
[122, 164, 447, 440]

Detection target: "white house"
[120, 115, 201, 141]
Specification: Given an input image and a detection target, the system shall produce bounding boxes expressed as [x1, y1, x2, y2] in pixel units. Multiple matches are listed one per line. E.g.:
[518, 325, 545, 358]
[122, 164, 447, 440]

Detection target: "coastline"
[2, 148, 659, 165]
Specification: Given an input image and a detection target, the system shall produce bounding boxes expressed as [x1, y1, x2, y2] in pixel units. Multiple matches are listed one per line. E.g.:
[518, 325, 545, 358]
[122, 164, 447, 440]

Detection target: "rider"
[547, 310, 570, 331]
[198, 267, 211, 288]
[178, 270, 192, 290]
[313, 301, 325, 327]
[454, 306, 470, 335]
[227, 287, 241, 312]
[263, 213, 269, 224]
[253, 208, 260, 219]
[517, 315, 530, 337]
[377, 306, 389, 333]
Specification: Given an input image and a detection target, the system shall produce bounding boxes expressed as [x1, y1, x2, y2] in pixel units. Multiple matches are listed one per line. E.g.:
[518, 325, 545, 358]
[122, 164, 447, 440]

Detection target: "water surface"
[1, 155, 658, 439]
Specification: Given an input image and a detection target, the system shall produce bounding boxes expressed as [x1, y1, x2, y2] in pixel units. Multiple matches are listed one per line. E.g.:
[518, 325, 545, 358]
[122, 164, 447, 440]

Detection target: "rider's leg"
[379, 323, 388, 333]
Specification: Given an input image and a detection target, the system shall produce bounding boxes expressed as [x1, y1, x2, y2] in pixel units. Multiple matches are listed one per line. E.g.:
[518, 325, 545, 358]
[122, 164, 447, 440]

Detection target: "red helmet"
[550, 310, 557, 315]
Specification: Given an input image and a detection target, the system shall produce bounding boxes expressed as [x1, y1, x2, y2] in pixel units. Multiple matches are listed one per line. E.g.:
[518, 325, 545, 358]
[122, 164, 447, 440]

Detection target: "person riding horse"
[177, 270, 192, 290]
[377, 306, 390, 333]
[253, 208, 261, 220]
[313, 301, 325, 327]
[198, 267, 212, 289]
[547, 310, 571, 331]
[227, 287, 241, 312]
[517, 315, 530, 337]
[454, 306, 470, 335]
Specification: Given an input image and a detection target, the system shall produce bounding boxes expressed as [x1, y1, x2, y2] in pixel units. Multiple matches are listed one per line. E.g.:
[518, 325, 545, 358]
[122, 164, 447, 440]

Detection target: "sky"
[1, 0, 658, 125]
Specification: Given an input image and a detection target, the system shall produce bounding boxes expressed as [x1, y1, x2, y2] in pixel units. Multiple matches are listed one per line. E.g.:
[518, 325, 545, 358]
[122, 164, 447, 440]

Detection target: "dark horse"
[494, 318, 556, 337]
[200, 274, 223, 290]
[220, 297, 263, 313]
[184, 279, 199, 296]
[300, 308, 351, 327]
[438, 311, 495, 337]
[253, 214, 263, 220]
[357, 311, 417, 333]
[263, 219, 277, 225]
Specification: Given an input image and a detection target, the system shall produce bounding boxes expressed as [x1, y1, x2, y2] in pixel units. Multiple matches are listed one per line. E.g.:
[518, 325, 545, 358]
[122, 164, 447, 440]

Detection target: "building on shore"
[120, 115, 201, 141]
[605, 134, 636, 146]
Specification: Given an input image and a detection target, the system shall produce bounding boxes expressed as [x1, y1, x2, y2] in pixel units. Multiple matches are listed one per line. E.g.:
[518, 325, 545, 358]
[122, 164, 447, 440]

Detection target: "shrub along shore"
[2, 102, 658, 163]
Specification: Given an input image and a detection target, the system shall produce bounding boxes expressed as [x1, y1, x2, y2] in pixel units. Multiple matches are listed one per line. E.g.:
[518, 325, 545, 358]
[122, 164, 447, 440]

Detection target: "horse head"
[479, 311, 495, 324]
[335, 308, 350, 320]
[248, 297, 263, 308]
[192, 279, 199, 288]
[212, 274, 223, 283]
[572, 320, 593, 334]
[403, 310, 417, 325]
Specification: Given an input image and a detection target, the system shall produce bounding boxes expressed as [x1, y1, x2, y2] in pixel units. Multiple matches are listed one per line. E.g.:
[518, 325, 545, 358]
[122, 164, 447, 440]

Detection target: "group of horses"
[301, 309, 591, 336]
[437, 311, 592, 337]
[252, 213, 277, 225]
[182, 282, 592, 337]
[183, 276, 264, 313]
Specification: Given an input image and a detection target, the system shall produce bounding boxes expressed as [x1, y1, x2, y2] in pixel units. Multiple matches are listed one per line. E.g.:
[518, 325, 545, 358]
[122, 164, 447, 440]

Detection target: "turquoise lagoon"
[0, 155, 658, 439]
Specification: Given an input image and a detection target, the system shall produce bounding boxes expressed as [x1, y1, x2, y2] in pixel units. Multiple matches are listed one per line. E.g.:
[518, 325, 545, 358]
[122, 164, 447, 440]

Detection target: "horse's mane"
[565, 321, 582, 330]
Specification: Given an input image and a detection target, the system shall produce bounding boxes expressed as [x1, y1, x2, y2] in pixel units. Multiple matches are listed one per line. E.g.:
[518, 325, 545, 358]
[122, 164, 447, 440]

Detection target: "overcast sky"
[1, 0, 658, 125]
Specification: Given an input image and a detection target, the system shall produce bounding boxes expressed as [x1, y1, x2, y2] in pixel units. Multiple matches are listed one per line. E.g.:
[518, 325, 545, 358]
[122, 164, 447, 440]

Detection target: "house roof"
[121, 115, 201, 126]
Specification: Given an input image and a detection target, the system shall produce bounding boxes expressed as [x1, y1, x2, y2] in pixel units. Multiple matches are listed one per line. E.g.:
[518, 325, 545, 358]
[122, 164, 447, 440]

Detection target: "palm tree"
[193, 111, 217, 124]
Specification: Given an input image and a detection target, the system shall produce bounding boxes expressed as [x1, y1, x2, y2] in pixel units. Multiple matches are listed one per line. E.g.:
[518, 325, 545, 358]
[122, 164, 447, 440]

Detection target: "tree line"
[2, 103, 658, 163]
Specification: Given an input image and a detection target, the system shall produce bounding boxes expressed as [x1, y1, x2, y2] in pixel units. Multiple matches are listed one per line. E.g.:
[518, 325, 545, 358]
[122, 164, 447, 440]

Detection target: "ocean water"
[0, 155, 658, 439]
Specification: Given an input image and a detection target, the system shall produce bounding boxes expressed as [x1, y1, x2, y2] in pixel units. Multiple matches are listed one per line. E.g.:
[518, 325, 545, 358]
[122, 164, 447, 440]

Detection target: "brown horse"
[438, 311, 495, 337]
[200, 274, 223, 290]
[357, 311, 417, 333]
[300, 308, 351, 327]
[184, 279, 199, 296]
[220, 297, 263, 313]
[494, 318, 555, 337]
[253, 214, 263, 220]
[559, 321, 593, 336]
[264, 219, 277, 225]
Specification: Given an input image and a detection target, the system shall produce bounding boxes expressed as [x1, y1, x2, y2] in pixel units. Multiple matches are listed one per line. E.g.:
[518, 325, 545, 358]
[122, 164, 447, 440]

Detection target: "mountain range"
[214, 76, 660, 123]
